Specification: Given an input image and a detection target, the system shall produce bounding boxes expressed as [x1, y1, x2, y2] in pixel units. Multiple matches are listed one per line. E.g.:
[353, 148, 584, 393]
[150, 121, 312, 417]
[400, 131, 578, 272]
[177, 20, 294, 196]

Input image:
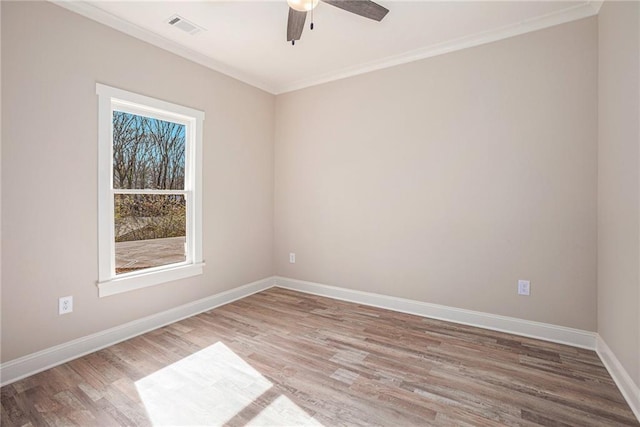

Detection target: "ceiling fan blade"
[287, 8, 307, 42]
[321, 0, 389, 22]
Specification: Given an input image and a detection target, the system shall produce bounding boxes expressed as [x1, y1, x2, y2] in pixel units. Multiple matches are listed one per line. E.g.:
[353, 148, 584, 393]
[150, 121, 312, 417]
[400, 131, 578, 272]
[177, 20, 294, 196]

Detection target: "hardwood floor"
[1, 287, 638, 426]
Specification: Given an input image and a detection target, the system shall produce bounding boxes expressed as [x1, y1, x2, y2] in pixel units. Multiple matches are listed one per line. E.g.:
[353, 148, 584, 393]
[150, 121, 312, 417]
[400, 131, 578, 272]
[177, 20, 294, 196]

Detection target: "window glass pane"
[114, 194, 186, 274]
[112, 111, 186, 190]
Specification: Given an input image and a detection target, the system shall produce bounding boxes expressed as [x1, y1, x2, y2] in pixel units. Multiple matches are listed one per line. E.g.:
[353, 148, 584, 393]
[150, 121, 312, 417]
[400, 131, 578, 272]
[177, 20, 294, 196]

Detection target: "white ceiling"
[55, 0, 602, 94]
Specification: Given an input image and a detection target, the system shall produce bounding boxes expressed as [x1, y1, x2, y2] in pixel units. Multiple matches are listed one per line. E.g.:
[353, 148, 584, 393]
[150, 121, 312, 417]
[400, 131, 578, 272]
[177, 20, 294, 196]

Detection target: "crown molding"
[50, 1, 600, 95]
[49, 0, 277, 94]
[276, 1, 601, 93]
[588, 0, 605, 14]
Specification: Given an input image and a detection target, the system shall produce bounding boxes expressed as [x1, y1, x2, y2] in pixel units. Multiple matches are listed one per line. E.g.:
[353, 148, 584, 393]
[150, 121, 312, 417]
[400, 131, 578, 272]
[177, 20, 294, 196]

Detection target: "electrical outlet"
[289, 253, 296, 264]
[59, 296, 73, 315]
[518, 280, 530, 296]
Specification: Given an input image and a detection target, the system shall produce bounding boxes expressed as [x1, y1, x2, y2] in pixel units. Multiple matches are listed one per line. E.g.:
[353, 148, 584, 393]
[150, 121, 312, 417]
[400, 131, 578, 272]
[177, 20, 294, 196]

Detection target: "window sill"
[98, 262, 205, 297]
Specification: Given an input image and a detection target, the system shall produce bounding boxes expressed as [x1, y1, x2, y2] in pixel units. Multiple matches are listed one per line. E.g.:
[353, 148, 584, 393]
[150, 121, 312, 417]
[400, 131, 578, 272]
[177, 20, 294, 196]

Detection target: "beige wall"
[0, 1, 275, 362]
[5, 1, 635, 380]
[597, 1, 640, 387]
[275, 18, 598, 330]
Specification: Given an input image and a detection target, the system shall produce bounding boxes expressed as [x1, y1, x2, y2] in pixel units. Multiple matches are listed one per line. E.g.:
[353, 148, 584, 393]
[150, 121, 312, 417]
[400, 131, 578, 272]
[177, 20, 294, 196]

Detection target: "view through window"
[113, 112, 187, 274]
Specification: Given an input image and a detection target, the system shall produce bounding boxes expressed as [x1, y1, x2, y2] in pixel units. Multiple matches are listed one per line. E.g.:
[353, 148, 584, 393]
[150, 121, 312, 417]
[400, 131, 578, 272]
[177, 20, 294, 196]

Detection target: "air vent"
[167, 15, 204, 35]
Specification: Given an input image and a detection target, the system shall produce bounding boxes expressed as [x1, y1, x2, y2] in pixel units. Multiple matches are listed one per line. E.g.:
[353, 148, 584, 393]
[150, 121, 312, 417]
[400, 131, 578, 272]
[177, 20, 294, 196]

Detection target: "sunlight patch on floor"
[135, 342, 271, 425]
[134, 342, 323, 426]
[246, 395, 323, 426]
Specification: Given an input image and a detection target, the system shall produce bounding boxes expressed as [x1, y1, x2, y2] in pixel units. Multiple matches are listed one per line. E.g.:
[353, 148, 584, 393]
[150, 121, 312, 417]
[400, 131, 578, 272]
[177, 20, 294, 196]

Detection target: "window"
[96, 84, 204, 297]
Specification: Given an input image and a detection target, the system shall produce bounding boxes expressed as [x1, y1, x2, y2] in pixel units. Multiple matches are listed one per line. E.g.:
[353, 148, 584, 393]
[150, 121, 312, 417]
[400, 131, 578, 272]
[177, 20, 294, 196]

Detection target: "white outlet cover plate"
[289, 253, 295, 263]
[59, 296, 73, 315]
[518, 280, 530, 296]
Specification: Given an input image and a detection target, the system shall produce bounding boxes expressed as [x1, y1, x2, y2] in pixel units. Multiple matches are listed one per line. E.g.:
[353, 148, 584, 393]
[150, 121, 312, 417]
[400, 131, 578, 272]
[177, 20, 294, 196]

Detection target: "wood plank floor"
[1, 287, 638, 426]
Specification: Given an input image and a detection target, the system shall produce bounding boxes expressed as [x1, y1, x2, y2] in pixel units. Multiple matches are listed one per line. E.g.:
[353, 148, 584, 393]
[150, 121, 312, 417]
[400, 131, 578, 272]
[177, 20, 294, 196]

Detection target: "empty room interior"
[1, 0, 639, 425]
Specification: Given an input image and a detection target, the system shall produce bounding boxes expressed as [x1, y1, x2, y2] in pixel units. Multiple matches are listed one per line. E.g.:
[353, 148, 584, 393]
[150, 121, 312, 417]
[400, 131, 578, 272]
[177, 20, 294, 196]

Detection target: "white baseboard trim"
[3, 274, 637, 422]
[275, 276, 597, 350]
[0, 276, 276, 387]
[277, 276, 640, 422]
[10, 272, 637, 421]
[596, 336, 640, 421]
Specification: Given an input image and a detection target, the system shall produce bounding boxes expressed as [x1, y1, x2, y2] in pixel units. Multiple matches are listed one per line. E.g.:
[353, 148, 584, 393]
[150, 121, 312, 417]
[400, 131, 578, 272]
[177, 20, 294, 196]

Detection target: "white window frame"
[96, 83, 204, 297]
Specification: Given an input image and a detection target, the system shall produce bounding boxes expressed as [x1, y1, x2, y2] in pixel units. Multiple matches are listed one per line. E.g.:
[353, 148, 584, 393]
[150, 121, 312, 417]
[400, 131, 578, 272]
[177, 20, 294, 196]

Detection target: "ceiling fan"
[286, 0, 389, 45]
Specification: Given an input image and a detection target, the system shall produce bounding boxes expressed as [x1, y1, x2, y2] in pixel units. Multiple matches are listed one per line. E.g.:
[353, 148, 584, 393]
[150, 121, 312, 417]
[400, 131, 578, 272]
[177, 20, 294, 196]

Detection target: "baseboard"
[275, 276, 597, 350]
[277, 275, 640, 422]
[0, 276, 276, 386]
[4, 274, 636, 422]
[596, 336, 640, 421]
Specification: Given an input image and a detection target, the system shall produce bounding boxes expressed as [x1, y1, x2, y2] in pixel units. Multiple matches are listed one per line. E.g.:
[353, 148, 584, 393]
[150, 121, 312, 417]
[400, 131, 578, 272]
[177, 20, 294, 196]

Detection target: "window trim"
[96, 83, 204, 298]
